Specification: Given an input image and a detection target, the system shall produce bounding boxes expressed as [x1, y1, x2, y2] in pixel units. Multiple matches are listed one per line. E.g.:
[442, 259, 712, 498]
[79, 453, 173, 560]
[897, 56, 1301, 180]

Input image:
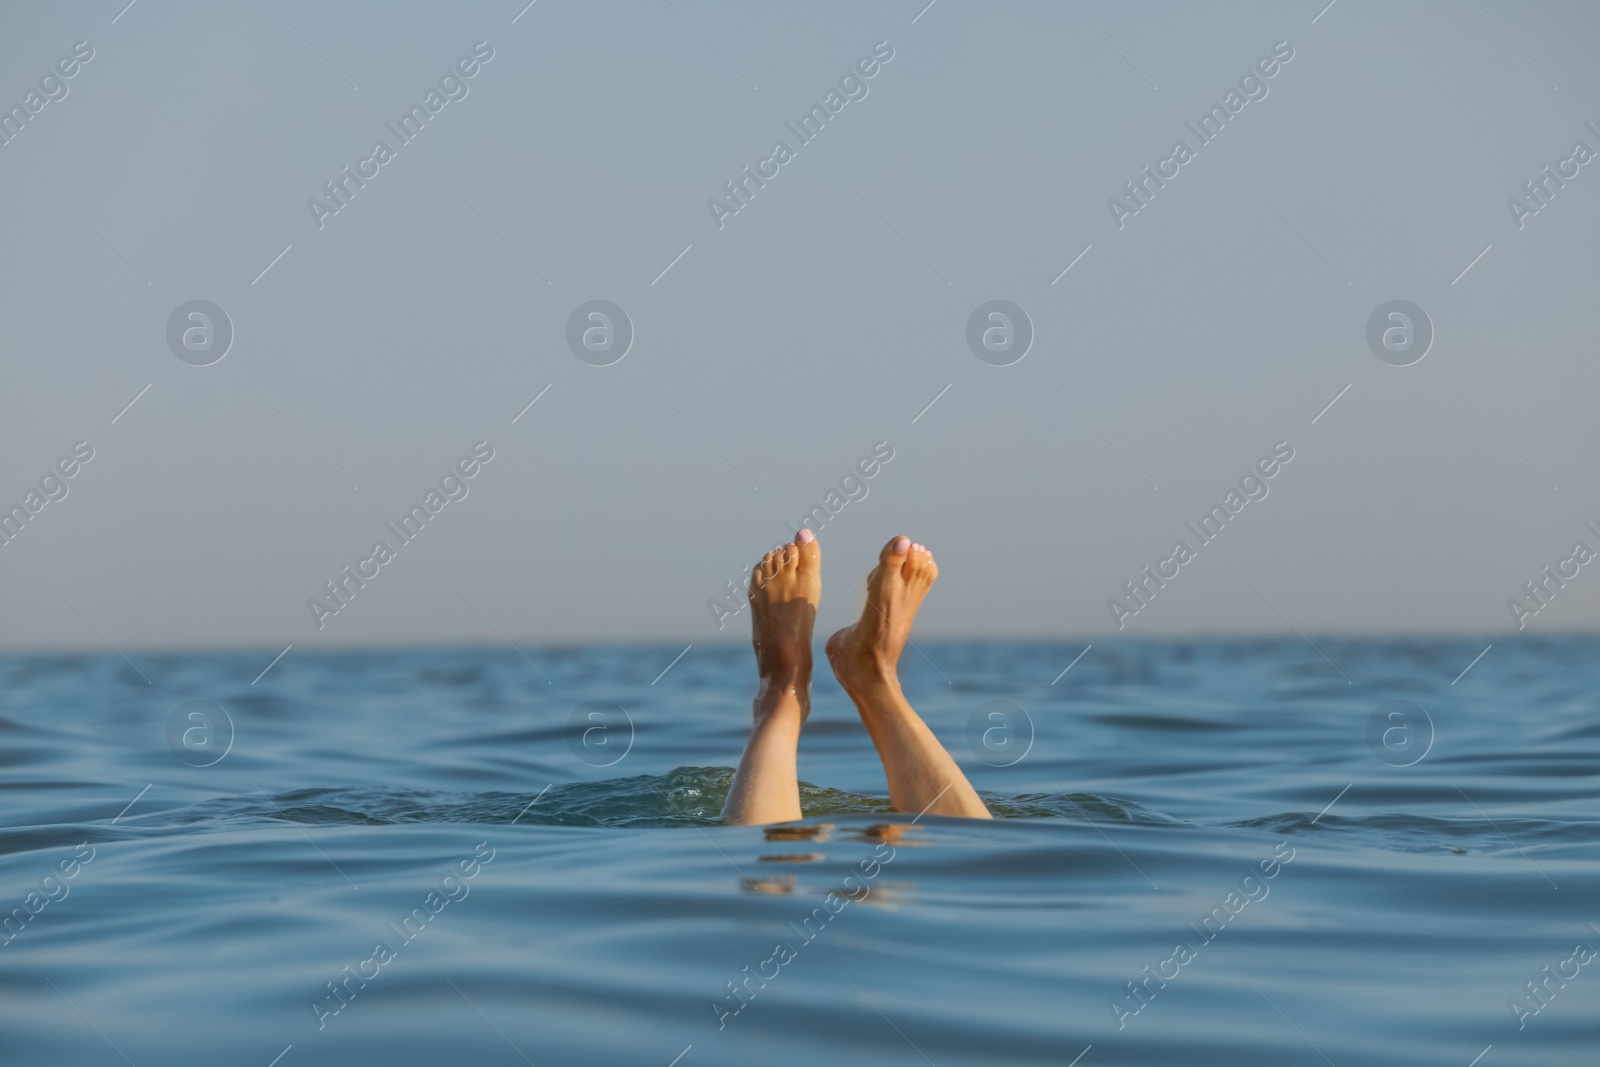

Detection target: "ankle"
[839, 663, 901, 702]
[755, 676, 810, 718]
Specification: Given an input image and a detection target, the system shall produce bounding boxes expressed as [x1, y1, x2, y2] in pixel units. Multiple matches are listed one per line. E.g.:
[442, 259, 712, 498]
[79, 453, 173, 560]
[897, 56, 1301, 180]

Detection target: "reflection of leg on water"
[741, 874, 797, 895]
[763, 824, 832, 843]
[859, 823, 921, 846]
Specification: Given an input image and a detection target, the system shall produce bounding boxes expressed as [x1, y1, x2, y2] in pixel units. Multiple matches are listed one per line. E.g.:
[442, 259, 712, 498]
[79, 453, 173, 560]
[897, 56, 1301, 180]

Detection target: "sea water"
[1, 638, 1596, 1065]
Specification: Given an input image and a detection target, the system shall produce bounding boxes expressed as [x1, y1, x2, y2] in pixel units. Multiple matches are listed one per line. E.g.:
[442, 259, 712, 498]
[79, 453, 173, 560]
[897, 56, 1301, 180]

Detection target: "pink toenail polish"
[797, 528, 815, 543]
[893, 537, 910, 555]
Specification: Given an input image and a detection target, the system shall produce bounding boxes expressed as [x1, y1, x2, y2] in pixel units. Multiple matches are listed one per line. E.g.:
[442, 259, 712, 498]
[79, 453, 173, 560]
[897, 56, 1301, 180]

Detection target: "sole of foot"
[749, 529, 821, 704]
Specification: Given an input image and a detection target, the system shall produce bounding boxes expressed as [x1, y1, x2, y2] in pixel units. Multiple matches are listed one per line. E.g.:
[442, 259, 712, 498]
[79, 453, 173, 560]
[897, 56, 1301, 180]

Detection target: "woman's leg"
[826, 536, 991, 819]
[722, 530, 820, 825]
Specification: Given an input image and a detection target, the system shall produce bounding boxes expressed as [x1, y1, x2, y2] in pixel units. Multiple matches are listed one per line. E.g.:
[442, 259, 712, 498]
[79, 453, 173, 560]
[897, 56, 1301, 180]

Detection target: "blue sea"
[2, 639, 1597, 1065]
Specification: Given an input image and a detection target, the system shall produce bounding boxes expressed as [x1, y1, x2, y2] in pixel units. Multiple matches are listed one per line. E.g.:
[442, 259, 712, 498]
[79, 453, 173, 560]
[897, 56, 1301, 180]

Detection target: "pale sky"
[2, 0, 1598, 651]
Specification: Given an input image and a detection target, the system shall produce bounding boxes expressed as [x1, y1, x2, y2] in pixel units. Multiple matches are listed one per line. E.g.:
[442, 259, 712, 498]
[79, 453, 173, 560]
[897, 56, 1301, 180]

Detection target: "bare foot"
[723, 530, 820, 825]
[825, 535, 935, 698]
[750, 529, 821, 716]
[824, 535, 989, 820]
[825, 534, 985, 819]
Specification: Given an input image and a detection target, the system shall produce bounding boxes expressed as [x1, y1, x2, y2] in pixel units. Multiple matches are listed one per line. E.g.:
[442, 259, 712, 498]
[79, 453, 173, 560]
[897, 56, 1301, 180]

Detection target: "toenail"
[797, 528, 815, 543]
[893, 537, 910, 555]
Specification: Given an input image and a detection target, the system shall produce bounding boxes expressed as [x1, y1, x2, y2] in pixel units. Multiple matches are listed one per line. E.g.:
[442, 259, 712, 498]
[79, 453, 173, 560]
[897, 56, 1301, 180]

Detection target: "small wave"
[1232, 810, 1599, 854]
[72, 769, 1173, 833]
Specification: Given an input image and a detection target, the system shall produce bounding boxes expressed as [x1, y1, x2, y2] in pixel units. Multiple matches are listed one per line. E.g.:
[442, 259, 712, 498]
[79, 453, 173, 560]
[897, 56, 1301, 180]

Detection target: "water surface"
[2, 639, 1596, 1065]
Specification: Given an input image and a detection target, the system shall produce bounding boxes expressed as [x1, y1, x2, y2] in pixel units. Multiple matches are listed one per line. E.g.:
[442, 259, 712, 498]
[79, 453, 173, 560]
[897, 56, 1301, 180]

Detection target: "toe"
[753, 549, 778, 587]
[905, 542, 936, 582]
[794, 528, 820, 570]
[880, 535, 912, 567]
